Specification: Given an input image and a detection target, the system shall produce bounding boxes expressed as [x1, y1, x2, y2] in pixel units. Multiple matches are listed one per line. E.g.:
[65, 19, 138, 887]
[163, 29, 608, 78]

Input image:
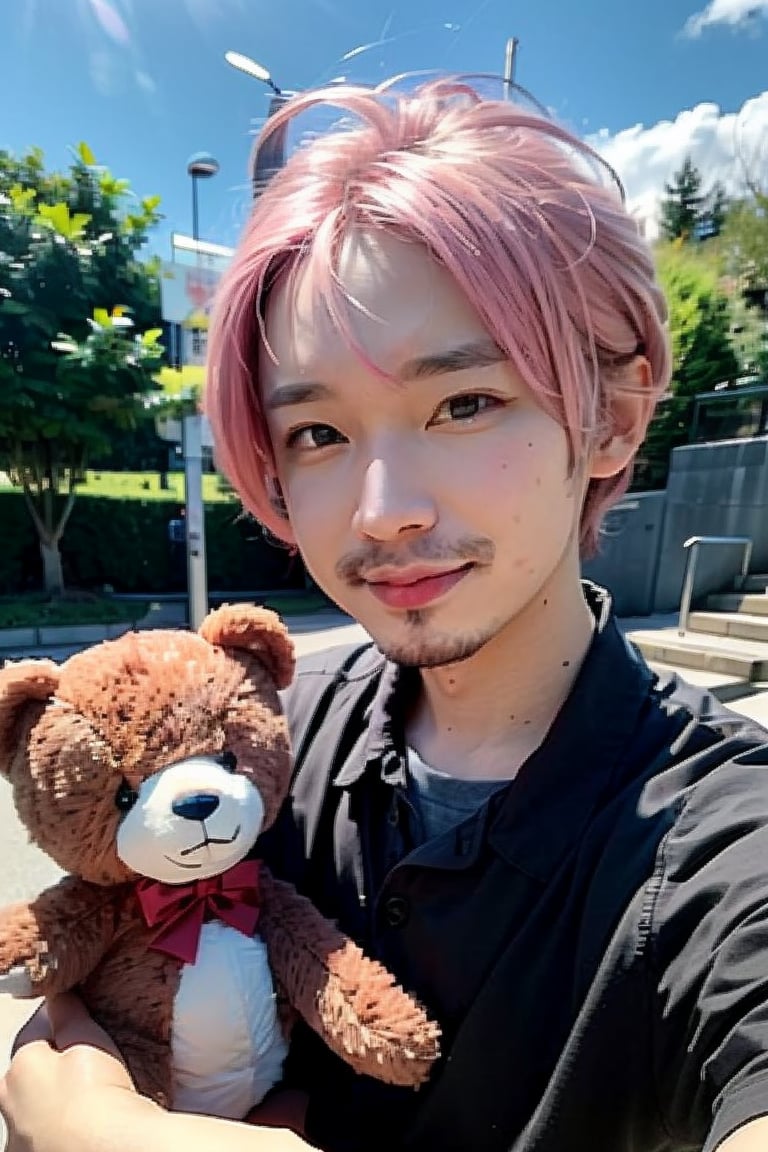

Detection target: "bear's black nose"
[172, 793, 220, 822]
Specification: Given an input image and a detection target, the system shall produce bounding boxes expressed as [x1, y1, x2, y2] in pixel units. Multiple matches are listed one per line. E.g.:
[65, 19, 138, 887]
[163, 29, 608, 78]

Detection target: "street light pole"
[224, 52, 293, 198]
[225, 51, 283, 95]
[186, 152, 219, 246]
[191, 174, 199, 244]
[504, 37, 519, 99]
[183, 151, 219, 631]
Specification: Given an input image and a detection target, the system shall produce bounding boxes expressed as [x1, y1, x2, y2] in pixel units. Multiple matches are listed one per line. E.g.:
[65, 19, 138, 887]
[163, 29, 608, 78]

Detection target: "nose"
[172, 793, 220, 822]
[352, 455, 437, 542]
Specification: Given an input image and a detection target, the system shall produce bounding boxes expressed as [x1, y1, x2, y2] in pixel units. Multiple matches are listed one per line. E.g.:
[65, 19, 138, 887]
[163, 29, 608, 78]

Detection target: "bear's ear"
[199, 605, 295, 690]
[0, 660, 60, 777]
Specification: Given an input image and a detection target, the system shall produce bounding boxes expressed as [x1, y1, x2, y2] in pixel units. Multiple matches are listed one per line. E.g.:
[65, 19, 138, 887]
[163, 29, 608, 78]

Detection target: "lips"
[364, 564, 473, 610]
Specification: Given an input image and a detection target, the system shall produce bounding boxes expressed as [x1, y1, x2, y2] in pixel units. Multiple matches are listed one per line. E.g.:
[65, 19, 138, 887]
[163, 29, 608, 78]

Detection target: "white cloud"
[89, 48, 119, 97]
[683, 0, 768, 37]
[586, 90, 768, 239]
[87, 0, 132, 45]
[181, 0, 246, 30]
[135, 70, 157, 95]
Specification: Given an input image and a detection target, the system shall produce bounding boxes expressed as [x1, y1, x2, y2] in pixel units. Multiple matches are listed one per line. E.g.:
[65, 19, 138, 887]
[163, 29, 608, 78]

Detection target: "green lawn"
[0, 592, 333, 629]
[0, 594, 150, 629]
[0, 471, 235, 503]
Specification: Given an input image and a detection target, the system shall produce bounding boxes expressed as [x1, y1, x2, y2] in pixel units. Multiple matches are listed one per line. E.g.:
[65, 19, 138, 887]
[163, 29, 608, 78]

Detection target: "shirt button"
[383, 895, 410, 929]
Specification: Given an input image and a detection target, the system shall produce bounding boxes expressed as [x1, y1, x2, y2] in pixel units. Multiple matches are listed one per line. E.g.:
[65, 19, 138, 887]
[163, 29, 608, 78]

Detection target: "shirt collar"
[486, 582, 654, 881]
[333, 655, 414, 788]
[333, 583, 655, 882]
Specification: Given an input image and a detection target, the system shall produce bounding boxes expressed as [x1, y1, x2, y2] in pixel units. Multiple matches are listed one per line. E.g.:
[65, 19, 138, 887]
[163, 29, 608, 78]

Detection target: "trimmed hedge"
[0, 492, 305, 594]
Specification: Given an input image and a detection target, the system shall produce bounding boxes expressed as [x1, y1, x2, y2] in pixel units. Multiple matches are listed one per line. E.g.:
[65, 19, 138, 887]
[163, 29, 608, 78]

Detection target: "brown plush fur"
[260, 872, 441, 1086]
[0, 605, 440, 1107]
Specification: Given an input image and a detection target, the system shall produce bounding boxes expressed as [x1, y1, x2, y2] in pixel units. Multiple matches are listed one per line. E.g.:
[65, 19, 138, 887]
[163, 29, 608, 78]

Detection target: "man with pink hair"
[4, 76, 768, 1152]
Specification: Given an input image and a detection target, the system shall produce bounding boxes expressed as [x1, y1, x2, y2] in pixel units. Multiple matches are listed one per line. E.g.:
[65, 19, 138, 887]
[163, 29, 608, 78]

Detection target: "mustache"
[335, 536, 495, 586]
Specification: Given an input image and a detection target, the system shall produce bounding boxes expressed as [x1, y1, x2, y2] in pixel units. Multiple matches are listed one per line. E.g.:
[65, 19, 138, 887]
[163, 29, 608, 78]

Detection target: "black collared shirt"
[260, 585, 768, 1152]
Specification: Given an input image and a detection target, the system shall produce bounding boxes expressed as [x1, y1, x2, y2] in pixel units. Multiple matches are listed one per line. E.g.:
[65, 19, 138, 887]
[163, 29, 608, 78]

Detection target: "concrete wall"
[582, 491, 667, 616]
[653, 436, 768, 611]
[581, 435, 768, 616]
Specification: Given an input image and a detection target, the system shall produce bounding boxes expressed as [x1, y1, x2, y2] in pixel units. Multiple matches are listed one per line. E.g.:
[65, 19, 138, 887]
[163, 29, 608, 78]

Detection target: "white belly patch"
[170, 922, 288, 1119]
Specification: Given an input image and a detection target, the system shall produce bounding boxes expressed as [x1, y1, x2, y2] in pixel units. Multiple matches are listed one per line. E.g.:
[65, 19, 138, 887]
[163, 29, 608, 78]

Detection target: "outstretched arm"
[0, 876, 119, 997]
[719, 1119, 768, 1150]
[0, 995, 317, 1152]
[258, 866, 440, 1088]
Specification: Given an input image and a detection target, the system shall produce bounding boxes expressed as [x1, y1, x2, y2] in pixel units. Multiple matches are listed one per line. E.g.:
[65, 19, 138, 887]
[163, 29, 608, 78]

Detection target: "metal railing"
[678, 535, 753, 636]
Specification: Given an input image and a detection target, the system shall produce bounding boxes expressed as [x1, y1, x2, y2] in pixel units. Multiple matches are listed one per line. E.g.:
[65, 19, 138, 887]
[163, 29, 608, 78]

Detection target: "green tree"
[660, 157, 705, 241]
[720, 193, 768, 382]
[721, 194, 768, 293]
[701, 182, 729, 239]
[0, 143, 164, 593]
[727, 289, 767, 379]
[633, 243, 740, 489]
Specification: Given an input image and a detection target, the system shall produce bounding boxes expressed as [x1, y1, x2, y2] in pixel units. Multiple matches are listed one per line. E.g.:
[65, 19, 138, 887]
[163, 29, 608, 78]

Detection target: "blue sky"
[1, 0, 767, 252]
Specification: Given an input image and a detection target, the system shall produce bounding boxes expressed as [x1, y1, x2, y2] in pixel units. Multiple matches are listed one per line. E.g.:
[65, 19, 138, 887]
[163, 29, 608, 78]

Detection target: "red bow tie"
[135, 859, 262, 964]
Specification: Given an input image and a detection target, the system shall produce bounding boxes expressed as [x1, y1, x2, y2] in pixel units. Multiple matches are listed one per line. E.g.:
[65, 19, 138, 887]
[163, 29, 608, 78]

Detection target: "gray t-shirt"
[406, 746, 508, 842]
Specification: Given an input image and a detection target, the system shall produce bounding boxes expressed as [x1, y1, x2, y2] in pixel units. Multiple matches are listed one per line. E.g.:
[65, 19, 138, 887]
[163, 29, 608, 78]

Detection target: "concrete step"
[688, 611, 768, 643]
[707, 592, 768, 616]
[628, 628, 768, 681]
[742, 574, 768, 594]
[646, 662, 757, 703]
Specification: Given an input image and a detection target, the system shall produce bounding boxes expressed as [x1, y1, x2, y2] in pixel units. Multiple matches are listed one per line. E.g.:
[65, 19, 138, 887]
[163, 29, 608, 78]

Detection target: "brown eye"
[115, 778, 138, 813]
[429, 393, 504, 427]
[220, 751, 238, 773]
[285, 424, 346, 450]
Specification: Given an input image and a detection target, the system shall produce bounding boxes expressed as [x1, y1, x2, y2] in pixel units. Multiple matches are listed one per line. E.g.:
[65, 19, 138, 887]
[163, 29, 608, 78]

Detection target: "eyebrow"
[398, 339, 507, 381]
[264, 339, 507, 412]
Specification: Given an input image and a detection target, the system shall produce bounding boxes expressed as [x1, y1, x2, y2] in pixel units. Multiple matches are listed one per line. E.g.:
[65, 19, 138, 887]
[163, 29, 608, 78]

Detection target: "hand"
[1, 997, 315, 1152]
[0, 992, 137, 1152]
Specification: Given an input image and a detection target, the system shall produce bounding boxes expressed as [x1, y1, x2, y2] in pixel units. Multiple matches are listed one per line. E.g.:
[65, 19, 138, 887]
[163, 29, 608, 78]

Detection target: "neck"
[405, 564, 595, 781]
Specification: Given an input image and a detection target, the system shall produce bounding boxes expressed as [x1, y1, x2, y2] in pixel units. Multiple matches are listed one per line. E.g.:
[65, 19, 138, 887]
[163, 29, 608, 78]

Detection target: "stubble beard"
[370, 608, 504, 669]
[335, 535, 499, 667]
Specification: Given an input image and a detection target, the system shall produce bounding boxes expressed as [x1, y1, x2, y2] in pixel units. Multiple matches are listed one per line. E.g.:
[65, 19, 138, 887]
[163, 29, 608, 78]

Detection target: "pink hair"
[205, 77, 671, 555]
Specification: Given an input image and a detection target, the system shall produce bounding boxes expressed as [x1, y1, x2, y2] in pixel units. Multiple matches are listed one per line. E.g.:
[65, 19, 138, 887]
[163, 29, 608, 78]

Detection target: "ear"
[0, 660, 60, 777]
[263, 470, 298, 549]
[589, 355, 656, 481]
[199, 605, 295, 690]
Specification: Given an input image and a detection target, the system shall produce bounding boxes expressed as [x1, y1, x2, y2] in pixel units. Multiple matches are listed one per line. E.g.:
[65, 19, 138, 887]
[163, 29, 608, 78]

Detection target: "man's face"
[260, 230, 585, 667]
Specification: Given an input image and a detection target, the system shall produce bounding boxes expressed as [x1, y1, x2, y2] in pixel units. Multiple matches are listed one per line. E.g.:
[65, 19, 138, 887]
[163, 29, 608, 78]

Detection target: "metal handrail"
[678, 535, 753, 636]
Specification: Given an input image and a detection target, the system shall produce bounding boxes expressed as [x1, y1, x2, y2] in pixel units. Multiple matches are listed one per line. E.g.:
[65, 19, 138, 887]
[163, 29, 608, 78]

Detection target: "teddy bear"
[0, 604, 440, 1119]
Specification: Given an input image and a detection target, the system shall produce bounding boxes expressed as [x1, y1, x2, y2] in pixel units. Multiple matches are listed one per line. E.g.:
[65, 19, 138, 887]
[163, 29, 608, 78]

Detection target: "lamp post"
[182, 151, 218, 632]
[225, 51, 292, 198]
[504, 37, 519, 99]
[186, 151, 219, 245]
[224, 51, 283, 95]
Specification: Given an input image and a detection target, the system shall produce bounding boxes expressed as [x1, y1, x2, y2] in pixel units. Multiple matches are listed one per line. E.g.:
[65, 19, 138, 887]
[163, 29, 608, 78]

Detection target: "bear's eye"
[219, 751, 238, 773]
[115, 778, 139, 813]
